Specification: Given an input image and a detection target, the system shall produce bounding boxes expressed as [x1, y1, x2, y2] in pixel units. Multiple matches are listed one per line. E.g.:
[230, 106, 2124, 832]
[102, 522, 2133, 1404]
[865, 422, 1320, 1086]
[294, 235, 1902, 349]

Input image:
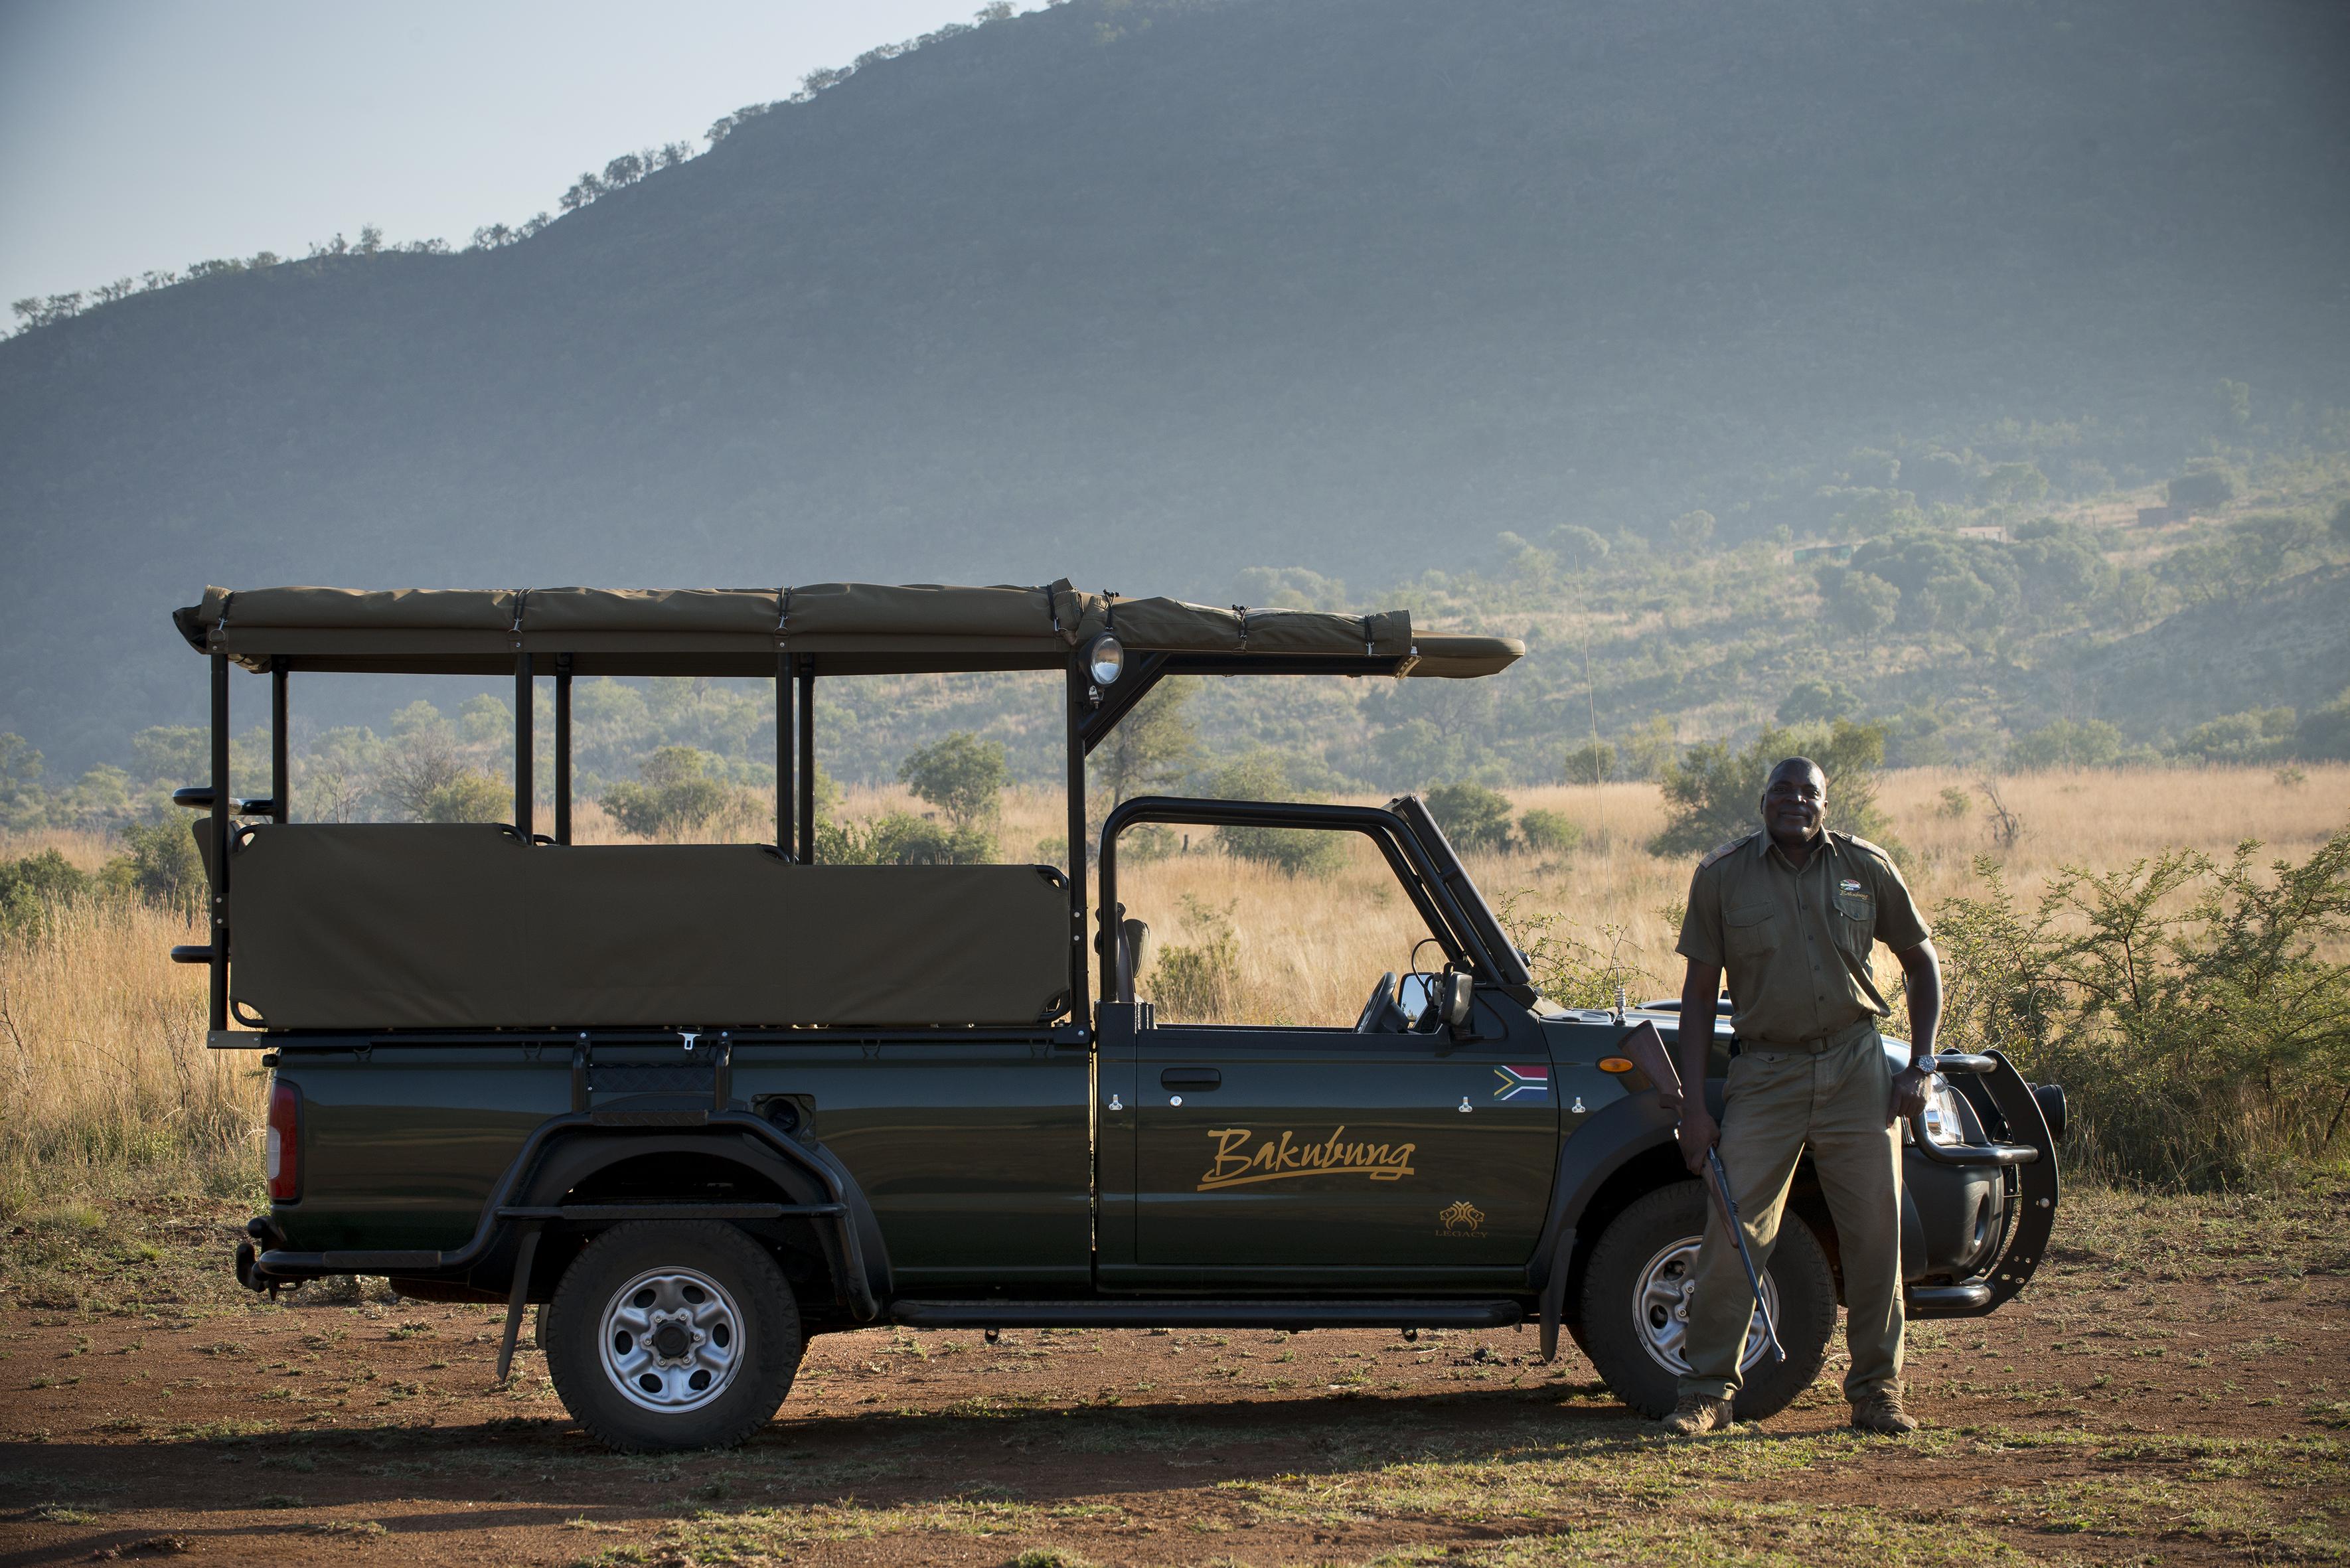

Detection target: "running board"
[889, 1298, 1523, 1330]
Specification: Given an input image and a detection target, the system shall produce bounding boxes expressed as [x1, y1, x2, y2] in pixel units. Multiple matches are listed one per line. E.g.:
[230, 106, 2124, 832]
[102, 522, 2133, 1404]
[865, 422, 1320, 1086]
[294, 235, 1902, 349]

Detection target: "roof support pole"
[208, 649, 229, 1033]
[514, 654, 534, 838]
[775, 652, 793, 859]
[1065, 660, 1089, 1024]
[796, 659, 815, 864]
[554, 656, 574, 845]
[269, 663, 289, 824]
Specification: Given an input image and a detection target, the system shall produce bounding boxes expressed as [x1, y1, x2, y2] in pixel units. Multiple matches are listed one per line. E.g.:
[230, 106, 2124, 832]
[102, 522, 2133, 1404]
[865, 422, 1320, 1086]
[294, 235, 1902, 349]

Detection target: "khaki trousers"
[1675, 1023, 1905, 1405]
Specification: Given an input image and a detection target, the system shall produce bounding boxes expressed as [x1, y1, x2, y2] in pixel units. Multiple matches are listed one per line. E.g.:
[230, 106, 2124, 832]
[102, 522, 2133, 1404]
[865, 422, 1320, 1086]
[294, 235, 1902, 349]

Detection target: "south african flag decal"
[1492, 1064, 1550, 1101]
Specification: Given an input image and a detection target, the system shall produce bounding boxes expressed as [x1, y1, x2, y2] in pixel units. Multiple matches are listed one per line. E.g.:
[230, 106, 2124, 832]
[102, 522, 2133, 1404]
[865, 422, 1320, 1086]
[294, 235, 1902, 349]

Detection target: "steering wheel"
[1355, 971, 1400, 1034]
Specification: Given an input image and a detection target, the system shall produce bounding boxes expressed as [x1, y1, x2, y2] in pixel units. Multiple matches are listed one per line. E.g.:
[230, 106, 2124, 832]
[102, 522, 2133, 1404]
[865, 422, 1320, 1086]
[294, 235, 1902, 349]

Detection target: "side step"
[890, 1298, 1523, 1331]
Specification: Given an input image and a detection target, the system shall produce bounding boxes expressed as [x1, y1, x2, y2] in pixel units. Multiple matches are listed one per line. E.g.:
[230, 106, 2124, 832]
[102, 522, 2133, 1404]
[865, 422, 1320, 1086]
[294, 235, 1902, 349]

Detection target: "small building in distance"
[1954, 524, 2009, 542]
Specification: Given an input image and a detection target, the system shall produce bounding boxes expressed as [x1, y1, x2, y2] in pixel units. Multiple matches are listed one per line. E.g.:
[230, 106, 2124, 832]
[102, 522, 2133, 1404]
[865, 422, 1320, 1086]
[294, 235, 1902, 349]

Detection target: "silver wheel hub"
[598, 1267, 745, 1414]
[1632, 1234, 1781, 1377]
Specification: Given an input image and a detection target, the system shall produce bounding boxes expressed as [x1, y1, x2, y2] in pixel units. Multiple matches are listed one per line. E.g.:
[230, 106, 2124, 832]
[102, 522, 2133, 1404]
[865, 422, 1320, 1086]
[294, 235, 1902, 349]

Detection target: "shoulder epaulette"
[1697, 832, 1757, 869]
[1831, 830, 1890, 860]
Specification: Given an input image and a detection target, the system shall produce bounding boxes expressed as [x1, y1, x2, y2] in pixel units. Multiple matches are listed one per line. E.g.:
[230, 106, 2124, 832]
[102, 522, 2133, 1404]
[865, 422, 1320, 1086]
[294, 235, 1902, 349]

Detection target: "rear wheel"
[1577, 1182, 1834, 1421]
[546, 1220, 802, 1451]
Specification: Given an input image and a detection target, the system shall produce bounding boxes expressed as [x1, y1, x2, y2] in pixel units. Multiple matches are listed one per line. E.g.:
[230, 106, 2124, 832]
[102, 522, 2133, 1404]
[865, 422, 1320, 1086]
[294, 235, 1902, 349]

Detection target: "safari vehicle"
[176, 582, 2061, 1450]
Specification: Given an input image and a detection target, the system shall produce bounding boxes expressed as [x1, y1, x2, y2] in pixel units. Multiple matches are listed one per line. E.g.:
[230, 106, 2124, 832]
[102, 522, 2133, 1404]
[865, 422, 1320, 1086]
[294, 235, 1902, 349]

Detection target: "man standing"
[1662, 755, 1940, 1437]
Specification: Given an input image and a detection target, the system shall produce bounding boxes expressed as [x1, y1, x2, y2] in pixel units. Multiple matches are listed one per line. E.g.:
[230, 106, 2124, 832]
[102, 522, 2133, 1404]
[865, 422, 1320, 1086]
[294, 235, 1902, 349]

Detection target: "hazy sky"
[0, 0, 1021, 309]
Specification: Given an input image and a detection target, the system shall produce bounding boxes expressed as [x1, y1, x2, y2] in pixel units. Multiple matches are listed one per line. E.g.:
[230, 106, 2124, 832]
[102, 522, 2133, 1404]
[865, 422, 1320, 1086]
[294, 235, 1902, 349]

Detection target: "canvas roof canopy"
[172, 582, 1522, 679]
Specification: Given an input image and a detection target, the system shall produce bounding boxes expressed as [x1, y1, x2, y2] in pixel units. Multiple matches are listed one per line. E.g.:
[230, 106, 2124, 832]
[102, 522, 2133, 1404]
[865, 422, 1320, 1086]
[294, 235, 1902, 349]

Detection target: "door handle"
[1160, 1068, 1221, 1090]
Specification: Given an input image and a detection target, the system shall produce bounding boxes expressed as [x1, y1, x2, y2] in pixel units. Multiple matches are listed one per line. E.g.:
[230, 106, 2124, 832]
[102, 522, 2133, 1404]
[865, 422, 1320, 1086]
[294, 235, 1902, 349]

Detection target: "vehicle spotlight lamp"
[1087, 634, 1125, 686]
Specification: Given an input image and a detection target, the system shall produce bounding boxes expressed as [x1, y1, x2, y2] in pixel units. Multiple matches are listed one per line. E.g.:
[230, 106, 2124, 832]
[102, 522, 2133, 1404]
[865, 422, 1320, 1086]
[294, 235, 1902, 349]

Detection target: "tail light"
[266, 1081, 301, 1201]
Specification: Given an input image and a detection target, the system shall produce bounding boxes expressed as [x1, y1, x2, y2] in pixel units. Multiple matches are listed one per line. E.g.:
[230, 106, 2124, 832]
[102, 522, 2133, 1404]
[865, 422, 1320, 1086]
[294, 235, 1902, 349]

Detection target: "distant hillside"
[4, 0, 2349, 769]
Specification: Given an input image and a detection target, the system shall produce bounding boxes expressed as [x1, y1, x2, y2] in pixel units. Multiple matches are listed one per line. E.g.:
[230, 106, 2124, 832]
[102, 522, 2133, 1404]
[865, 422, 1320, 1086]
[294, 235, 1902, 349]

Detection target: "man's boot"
[1849, 1389, 1920, 1436]
[1661, 1394, 1735, 1435]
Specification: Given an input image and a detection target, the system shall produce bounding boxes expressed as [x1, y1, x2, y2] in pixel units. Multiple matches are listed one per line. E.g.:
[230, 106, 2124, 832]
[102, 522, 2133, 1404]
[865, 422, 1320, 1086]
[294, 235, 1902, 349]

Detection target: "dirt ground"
[2, 1184, 2346, 1567]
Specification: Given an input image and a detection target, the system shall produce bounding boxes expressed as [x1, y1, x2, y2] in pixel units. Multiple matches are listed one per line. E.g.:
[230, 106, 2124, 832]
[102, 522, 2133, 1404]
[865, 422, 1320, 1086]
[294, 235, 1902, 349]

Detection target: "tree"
[1518, 808, 1583, 854]
[2008, 719, 2122, 771]
[130, 726, 205, 785]
[1821, 568, 1901, 635]
[1650, 719, 1895, 860]
[1668, 509, 1717, 550]
[2167, 466, 2237, 512]
[0, 733, 45, 828]
[104, 820, 203, 914]
[1976, 462, 2049, 507]
[0, 848, 92, 938]
[1209, 751, 1346, 877]
[1096, 680, 1198, 805]
[1561, 740, 1616, 785]
[2298, 688, 2350, 761]
[602, 746, 732, 840]
[1424, 781, 1515, 852]
[898, 732, 1008, 828]
[1777, 679, 1857, 726]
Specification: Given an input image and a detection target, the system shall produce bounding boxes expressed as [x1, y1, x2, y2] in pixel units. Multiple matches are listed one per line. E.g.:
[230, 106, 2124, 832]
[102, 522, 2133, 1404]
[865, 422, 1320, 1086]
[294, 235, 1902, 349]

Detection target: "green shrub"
[898, 732, 1007, 828]
[1560, 740, 1616, 785]
[1650, 718, 1895, 860]
[1208, 751, 1346, 877]
[2171, 708, 2296, 764]
[2008, 718, 2122, 771]
[0, 849, 92, 939]
[2167, 464, 2238, 512]
[1517, 808, 1582, 855]
[103, 820, 204, 914]
[828, 812, 997, 865]
[1424, 781, 1515, 852]
[602, 746, 732, 839]
[1494, 890, 1651, 1010]
[1935, 830, 2350, 1188]
[1148, 896, 1240, 1021]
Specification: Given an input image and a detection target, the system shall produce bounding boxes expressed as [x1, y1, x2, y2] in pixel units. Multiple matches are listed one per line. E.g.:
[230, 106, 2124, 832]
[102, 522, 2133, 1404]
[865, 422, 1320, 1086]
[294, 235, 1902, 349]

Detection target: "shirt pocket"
[1724, 902, 1780, 961]
[1832, 890, 1876, 959]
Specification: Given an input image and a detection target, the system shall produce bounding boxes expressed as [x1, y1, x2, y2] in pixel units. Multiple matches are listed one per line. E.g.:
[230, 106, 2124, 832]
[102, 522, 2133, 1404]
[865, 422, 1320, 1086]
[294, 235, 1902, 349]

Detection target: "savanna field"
[2, 764, 2347, 1565]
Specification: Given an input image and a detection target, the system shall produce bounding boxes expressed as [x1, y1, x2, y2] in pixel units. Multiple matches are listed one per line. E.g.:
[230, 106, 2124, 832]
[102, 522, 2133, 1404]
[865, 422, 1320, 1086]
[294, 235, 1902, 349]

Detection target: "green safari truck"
[175, 582, 2061, 1450]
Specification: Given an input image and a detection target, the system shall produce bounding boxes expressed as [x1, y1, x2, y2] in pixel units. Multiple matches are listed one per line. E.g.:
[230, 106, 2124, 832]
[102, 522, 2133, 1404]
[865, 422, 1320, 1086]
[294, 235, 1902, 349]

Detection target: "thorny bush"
[1936, 828, 2350, 1188]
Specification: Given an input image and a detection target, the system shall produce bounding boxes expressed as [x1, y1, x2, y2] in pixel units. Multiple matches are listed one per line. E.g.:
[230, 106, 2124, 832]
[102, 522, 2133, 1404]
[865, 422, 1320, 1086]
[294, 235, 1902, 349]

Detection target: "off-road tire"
[546, 1220, 802, 1452]
[1578, 1180, 1835, 1421]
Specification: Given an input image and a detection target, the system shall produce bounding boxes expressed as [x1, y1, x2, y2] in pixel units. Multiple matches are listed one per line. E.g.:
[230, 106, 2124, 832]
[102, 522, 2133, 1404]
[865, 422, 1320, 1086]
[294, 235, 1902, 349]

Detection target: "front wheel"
[545, 1220, 803, 1452]
[1577, 1181, 1834, 1421]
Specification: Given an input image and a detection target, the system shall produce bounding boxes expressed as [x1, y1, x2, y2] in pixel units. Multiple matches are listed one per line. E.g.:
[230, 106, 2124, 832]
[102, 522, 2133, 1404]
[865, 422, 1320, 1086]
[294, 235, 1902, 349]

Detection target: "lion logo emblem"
[1438, 1200, 1485, 1235]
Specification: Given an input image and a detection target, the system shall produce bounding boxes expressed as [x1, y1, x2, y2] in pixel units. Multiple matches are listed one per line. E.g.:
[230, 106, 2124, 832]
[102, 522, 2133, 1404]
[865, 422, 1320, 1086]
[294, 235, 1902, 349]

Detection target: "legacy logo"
[1437, 1200, 1486, 1235]
[1198, 1127, 1418, 1191]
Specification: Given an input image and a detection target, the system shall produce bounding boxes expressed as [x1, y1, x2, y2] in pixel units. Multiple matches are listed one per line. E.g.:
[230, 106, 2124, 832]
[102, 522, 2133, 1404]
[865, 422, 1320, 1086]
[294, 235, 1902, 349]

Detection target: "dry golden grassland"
[1091, 762, 2350, 1028]
[0, 763, 2343, 1210]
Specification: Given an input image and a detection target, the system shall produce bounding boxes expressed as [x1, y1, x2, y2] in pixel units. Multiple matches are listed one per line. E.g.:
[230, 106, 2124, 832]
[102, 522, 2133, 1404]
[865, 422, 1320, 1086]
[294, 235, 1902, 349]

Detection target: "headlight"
[1919, 1074, 1969, 1146]
[1087, 634, 1125, 685]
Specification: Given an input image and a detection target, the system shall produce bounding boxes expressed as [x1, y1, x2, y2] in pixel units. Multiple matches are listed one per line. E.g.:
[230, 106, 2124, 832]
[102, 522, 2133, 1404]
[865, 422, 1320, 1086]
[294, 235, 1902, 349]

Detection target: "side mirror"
[1440, 971, 1474, 1033]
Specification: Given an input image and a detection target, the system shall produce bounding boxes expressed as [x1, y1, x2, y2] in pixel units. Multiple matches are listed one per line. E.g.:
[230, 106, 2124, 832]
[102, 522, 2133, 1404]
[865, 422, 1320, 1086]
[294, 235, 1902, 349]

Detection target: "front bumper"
[1903, 1050, 2060, 1318]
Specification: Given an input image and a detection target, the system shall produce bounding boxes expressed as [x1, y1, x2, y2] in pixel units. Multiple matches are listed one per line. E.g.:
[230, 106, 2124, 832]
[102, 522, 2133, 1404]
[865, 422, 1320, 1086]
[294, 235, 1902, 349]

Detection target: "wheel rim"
[1632, 1234, 1782, 1377]
[597, 1266, 746, 1415]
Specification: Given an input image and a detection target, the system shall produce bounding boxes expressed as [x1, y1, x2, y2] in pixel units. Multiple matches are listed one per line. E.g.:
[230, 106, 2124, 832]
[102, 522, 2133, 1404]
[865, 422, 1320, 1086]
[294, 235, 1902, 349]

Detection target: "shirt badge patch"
[1492, 1064, 1550, 1101]
[1839, 878, 1864, 894]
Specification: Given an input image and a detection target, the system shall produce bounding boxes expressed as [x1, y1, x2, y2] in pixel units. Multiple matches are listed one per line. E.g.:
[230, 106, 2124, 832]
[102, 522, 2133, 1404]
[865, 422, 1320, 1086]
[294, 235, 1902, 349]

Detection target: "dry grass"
[1105, 762, 2350, 1026]
[0, 889, 252, 1211]
[2, 762, 2341, 1202]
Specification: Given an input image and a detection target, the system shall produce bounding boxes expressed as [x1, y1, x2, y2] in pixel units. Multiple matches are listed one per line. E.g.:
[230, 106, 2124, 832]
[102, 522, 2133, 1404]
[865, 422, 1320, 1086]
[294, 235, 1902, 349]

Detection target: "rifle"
[1619, 1018, 1784, 1366]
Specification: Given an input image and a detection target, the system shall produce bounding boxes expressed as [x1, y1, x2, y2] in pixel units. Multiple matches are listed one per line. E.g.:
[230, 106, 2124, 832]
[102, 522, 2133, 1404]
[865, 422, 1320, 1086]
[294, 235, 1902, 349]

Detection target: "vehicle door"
[1101, 997, 1557, 1292]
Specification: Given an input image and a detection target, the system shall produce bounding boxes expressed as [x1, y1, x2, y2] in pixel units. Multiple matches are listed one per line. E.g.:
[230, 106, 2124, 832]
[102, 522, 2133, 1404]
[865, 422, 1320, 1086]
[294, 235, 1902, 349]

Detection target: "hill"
[3, 0, 2349, 771]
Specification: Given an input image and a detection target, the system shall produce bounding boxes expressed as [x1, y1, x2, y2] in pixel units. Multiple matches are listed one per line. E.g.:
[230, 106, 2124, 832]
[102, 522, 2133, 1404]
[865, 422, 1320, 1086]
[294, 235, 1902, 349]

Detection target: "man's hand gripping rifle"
[1619, 1018, 1784, 1365]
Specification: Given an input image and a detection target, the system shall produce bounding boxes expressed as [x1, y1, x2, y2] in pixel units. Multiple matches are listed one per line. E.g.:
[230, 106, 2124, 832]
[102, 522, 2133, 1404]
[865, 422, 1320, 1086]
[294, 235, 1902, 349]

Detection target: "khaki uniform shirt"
[1675, 828, 1930, 1048]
